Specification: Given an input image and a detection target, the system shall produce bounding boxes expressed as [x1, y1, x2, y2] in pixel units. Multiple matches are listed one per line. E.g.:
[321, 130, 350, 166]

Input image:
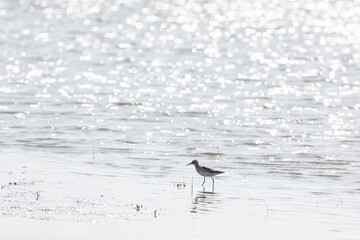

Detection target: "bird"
[186, 160, 224, 189]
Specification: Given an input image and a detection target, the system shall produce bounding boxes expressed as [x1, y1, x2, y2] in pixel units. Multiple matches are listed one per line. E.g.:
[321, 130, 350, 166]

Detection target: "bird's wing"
[201, 165, 225, 174]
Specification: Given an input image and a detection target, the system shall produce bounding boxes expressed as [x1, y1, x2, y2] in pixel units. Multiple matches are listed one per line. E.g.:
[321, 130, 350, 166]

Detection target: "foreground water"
[1, 0, 360, 239]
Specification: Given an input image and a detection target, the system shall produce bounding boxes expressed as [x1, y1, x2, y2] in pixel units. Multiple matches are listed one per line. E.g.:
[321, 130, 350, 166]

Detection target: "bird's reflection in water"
[190, 188, 221, 213]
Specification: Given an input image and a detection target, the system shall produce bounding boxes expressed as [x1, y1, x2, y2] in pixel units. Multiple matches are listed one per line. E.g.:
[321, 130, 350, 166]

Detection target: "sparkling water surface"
[1, 0, 360, 239]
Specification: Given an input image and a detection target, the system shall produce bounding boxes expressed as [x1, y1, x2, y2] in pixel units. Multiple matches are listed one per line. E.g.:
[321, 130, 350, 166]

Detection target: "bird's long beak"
[186, 162, 192, 166]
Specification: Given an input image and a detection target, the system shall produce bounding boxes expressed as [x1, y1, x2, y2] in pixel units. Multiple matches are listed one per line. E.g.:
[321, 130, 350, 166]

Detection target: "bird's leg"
[211, 177, 214, 192]
[201, 176, 206, 187]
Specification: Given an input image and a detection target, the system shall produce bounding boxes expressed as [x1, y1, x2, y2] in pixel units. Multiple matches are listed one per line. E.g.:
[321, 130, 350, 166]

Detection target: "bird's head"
[186, 159, 199, 166]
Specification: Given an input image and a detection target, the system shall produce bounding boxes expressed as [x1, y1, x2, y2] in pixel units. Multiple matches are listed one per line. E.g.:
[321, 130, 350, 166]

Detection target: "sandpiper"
[186, 160, 224, 188]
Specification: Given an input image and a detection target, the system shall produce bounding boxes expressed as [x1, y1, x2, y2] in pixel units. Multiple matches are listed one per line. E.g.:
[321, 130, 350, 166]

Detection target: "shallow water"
[1, 0, 360, 239]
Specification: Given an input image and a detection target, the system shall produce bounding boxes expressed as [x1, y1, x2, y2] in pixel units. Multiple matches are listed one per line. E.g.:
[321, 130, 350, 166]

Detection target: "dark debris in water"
[1, 181, 43, 189]
[1, 189, 165, 222]
[0, 178, 165, 222]
[173, 183, 186, 189]
[135, 204, 143, 212]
